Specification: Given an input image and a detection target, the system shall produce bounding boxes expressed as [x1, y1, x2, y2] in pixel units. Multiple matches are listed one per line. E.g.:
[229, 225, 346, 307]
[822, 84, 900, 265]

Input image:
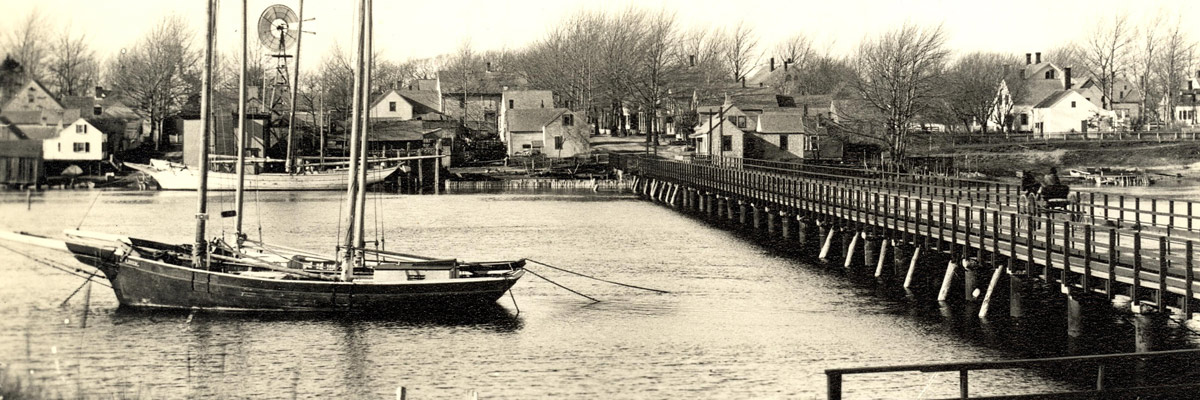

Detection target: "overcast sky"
[2, 0, 1197, 73]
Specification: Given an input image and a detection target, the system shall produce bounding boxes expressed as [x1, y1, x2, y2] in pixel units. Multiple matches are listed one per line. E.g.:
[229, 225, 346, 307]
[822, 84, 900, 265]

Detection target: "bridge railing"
[615, 153, 1200, 313]
[825, 348, 1200, 400]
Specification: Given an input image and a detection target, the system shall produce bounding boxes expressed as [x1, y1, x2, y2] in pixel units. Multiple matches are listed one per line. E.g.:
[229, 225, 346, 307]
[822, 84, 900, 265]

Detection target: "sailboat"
[0, 0, 524, 312]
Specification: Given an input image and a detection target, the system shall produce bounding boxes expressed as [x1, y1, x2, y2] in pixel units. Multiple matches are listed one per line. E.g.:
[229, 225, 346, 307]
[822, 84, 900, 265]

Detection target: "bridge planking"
[618, 155, 1200, 316]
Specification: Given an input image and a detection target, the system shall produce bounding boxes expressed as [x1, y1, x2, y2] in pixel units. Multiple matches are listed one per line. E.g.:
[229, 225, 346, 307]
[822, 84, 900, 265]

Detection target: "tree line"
[3, 6, 1197, 162]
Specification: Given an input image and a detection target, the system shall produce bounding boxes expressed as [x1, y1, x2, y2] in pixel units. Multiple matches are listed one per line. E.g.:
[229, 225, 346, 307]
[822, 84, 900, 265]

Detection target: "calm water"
[0, 189, 1196, 399]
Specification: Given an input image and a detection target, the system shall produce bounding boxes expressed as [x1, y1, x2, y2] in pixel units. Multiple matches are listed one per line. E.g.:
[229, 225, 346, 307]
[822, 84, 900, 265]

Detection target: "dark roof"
[507, 108, 567, 132]
[1033, 90, 1073, 108]
[368, 120, 434, 142]
[757, 112, 808, 134]
[14, 125, 59, 140]
[396, 90, 441, 113]
[1, 108, 81, 125]
[0, 80, 63, 111]
[0, 137, 41, 157]
[0, 116, 28, 140]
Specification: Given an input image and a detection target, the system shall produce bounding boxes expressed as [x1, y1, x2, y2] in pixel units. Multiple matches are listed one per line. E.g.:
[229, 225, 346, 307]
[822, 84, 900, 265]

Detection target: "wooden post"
[874, 238, 890, 279]
[1132, 231, 1142, 305]
[1186, 241, 1195, 319]
[844, 231, 860, 271]
[979, 263, 1005, 318]
[938, 257, 958, 302]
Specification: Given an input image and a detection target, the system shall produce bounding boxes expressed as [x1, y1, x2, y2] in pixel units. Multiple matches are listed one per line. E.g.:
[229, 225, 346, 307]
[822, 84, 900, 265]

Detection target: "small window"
[508, 100, 514, 109]
[93, 105, 102, 116]
[1071, 101, 1076, 108]
[57, 143, 61, 152]
[554, 136, 563, 150]
[720, 135, 732, 151]
[388, 101, 396, 112]
[74, 142, 89, 152]
[804, 136, 820, 151]
[76, 124, 87, 133]
[779, 134, 788, 150]
[1020, 114, 1029, 125]
[540, 100, 545, 108]
[522, 143, 532, 149]
[737, 116, 747, 129]
[562, 114, 574, 126]
[1045, 70, 1055, 79]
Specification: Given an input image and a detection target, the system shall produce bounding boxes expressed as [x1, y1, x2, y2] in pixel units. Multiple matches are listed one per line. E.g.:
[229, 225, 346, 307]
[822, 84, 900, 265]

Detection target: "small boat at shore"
[126, 159, 400, 191]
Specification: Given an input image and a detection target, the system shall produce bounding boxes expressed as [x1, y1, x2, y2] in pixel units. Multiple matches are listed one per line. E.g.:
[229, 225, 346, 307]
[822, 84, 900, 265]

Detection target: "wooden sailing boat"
[0, 0, 524, 312]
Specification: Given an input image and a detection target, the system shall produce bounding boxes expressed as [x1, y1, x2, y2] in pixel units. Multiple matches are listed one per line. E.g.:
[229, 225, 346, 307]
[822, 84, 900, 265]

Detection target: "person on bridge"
[1042, 167, 1062, 186]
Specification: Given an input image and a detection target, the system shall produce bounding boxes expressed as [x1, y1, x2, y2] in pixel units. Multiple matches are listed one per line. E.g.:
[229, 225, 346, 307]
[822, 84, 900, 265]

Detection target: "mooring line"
[524, 268, 600, 303]
[77, 192, 103, 230]
[526, 258, 671, 294]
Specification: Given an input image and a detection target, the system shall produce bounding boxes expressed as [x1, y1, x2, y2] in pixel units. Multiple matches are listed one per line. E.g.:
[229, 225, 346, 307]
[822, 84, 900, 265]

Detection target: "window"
[1071, 101, 1076, 108]
[484, 111, 496, 121]
[76, 124, 87, 134]
[803, 136, 820, 151]
[74, 142, 89, 152]
[1045, 70, 1055, 79]
[57, 143, 61, 152]
[554, 136, 563, 150]
[388, 101, 396, 112]
[540, 100, 545, 108]
[1020, 114, 1029, 125]
[720, 135, 732, 152]
[93, 105, 102, 116]
[508, 100, 514, 109]
[736, 116, 747, 129]
[562, 114, 574, 126]
[779, 134, 789, 150]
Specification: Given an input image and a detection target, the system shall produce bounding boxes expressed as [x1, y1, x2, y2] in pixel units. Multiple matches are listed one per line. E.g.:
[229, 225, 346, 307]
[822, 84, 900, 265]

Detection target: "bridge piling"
[963, 258, 983, 302]
[844, 231, 861, 272]
[781, 212, 792, 240]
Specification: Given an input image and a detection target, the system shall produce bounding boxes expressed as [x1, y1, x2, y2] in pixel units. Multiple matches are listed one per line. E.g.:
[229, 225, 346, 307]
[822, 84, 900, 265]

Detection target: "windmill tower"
[258, 4, 299, 119]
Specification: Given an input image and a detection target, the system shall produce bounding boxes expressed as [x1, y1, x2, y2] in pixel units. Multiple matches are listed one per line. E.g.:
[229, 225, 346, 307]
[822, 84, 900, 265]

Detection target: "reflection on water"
[0, 189, 1198, 398]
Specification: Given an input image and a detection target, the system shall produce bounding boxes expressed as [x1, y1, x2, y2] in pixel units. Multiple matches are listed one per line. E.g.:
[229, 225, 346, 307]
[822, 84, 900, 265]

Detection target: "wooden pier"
[614, 154, 1200, 327]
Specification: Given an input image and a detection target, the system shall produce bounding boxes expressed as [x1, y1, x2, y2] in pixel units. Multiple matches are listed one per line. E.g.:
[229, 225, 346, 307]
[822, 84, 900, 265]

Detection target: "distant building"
[0, 108, 112, 176]
[503, 108, 588, 157]
[498, 90, 553, 143]
[366, 89, 445, 121]
[0, 80, 63, 113]
[993, 53, 1116, 133]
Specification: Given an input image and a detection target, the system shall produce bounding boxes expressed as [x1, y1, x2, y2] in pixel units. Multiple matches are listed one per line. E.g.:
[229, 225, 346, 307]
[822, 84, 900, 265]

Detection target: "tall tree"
[1155, 18, 1196, 123]
[942, 52, 1017, 133]
[3, 9, 49, 83]
[846, 23, 949, 165]
[1079, 14, 1134, 110]
[106, 15, 200, 149]
[316, 43, 354, 126]
[722, 20, 760, 82]
[1131, 13, 1164, 126]
[47, 27, 98, 97]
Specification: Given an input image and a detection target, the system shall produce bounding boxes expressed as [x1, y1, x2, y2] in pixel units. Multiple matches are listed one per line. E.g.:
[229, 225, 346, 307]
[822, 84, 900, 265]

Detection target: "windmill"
[255, 3, 308, 171]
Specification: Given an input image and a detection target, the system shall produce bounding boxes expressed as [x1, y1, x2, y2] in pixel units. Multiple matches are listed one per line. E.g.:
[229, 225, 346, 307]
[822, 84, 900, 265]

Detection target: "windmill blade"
[258, 4, 300, 51]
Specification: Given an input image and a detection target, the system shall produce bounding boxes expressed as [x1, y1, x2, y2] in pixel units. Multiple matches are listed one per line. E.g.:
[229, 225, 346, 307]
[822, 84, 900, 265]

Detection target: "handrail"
[825, 348, 1200, 400]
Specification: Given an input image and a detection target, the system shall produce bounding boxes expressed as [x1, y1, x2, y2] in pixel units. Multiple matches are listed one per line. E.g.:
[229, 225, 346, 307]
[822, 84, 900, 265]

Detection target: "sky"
[1, 0, 1197, 73]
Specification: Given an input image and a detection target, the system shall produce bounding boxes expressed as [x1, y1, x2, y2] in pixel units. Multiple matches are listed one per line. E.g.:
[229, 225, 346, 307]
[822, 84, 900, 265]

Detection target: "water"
[0, 189, 1196, 399]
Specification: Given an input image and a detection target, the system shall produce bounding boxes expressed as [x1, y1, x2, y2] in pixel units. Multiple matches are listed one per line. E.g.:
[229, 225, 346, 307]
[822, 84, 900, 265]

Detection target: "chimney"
[1190, 80, 1194, 91]
[689, 55, 695, 67]
[1064, 67, 1072, 89]
[486, 61, 492, 72]
[94, 86, 105, 98]
[770, 57, 775, 72]
[1026, 53, 1031, 65]
[1035, 52, 1041, 64]
[784, 61, 789, 72]
[759, 82, 764, 87]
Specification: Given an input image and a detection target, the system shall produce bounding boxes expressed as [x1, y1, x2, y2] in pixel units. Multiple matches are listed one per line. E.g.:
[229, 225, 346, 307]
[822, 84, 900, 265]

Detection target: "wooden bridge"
[614, 154, 1200, 325]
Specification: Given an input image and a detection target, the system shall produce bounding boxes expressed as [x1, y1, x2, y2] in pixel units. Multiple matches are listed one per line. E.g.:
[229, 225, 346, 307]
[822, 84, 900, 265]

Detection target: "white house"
[1029, 90, 1114, 133]
[42, 118, 107, 161]
[499, 90, 554, 143]
[368, 90, 415, 120]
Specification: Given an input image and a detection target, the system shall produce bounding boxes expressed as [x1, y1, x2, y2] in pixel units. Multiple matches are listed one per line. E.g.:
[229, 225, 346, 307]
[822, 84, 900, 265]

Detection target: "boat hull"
[127, 160, 399, 191]
[66, 243, 522, 312]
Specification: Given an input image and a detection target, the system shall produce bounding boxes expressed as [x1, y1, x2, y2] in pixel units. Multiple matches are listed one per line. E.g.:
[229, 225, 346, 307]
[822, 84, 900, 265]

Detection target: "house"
[503, 108, 588, 157]
[755, 111, 842, 160]
[367, 89, 445, 121]
[993, 53, 1115, 133]
[690, 104, 747, 158]
[498, 90, 554, 143]
[61, 94, 145, 154]
[1164, 71, 1200, 127]
[1, 108, 111, 175]
[0, 80, 63, 113]
[181, 111, 269, 167]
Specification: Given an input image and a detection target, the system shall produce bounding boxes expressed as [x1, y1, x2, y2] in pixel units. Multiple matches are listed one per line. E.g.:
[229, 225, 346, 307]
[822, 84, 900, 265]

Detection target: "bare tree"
[106, 15, 200, 150]
[47, 27, 98, 97]
[1079, 15, 1134, 110]
[722, 21, 759, 82]
[846, 23, 949, 165]
[942, 52, 1017, 133]
[316, 43, 354, 125]
[1130, 13, 1165, 127]
[774, 33, 815, 72]
[1155, 18, 1196, 123]
[3, 9, 49, 82]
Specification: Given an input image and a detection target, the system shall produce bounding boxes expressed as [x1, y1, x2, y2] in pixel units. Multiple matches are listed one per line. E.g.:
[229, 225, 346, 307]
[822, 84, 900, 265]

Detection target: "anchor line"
[0, 243, 112, 288]
[524, 268, 600, 303]
[525, 258, 672, 294]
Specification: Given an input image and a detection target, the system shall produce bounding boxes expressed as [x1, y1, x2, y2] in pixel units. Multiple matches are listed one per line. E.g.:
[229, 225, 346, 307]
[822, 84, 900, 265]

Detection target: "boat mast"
[193, 0, 217, 270]
[340, 0, 367, 281]
[285, 0, 305, 173]
[234, 0, 249, 241]
[354, 0, 372, 251]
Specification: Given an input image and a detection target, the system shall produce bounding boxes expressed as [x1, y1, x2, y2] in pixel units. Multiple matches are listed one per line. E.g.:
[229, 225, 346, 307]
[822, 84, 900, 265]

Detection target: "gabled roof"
[757, 112, 808, 134]
[689, 117, 742, 139]
[0, 80, 63, 111]
[507, 108, 567, 132]
[397, 90, 441, 113]
[369, 90, 404, 110]
[14, 125, 60, 140]
[0, 115, 28, 140]
[1, 108, 81, 125]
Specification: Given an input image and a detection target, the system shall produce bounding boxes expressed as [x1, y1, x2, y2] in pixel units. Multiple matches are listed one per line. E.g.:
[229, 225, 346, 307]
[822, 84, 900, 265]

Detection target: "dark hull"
[66, 243, 522, 312]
